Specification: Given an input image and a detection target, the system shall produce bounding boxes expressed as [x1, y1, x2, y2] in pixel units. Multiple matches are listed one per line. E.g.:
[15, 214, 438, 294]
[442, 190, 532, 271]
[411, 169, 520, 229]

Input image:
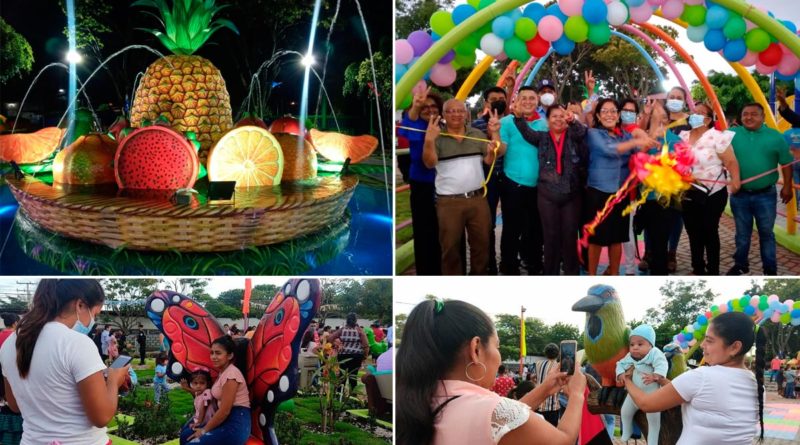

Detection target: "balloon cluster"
[395, 0, 800, 103]
[673, 294, 800, 350]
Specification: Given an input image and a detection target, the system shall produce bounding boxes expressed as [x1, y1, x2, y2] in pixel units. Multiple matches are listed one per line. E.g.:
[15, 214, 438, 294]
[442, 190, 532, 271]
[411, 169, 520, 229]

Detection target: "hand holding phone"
[560, 340, 577, 376]
[110, 355, 133, 368]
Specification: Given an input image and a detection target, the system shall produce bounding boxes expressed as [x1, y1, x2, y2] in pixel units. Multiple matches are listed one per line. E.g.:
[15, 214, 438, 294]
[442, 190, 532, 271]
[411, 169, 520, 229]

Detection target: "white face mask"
[666, 99, 684, 113]
[540, 93, 555, 107]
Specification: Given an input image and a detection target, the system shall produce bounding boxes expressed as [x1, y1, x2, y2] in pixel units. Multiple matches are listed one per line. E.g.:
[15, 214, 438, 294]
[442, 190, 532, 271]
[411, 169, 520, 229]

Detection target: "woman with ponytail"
[0, 279, 130, 445]
[621, 311, 764, 444]
[397, 299, 588, 445]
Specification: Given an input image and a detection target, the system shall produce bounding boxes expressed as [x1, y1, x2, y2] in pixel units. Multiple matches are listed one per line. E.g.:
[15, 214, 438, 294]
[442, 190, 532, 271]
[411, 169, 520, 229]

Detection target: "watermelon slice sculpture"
[115, 126, 199, 189]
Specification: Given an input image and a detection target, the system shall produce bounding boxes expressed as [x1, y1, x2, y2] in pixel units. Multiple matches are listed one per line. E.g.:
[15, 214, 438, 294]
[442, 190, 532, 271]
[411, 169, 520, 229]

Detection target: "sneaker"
[726, 265, 750, 276]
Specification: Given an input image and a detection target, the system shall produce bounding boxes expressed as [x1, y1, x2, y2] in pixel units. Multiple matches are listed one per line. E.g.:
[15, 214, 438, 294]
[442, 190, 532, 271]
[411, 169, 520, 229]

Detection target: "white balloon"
[480, 33, 505, 57]
[686, 25, 708, 43]
[607, 1, 629, 26]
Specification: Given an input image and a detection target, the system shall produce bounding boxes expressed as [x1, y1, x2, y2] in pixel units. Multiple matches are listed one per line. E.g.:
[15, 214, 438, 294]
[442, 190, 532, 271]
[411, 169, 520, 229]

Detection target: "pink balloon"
[768, 294, 780, 303]
[750, 296, 760, 308]
[778, 55, 800, 77]
[630, 4, 654, 23]
[538, 16, 564, 42]
[684, 0, 703, 4]
[412, 80, 428, 96]
[771, 312, 782, 323]
[559, 0, 584, 17]
[786, 299, 795, 308]
[745, 20, 756, 32]
[648, 0, 665, 5]
[740, 50, 758, 67]
[718, 304, 728, 314]
[395, 39, 414, 65]
[661, 0, 684, 20]
[496, 51, 508, 62]
[430, 63, 457, 87]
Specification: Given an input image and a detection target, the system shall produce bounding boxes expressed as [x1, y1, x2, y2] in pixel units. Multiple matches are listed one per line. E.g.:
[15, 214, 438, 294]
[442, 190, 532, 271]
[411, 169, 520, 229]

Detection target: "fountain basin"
[7, 174, 356, 252]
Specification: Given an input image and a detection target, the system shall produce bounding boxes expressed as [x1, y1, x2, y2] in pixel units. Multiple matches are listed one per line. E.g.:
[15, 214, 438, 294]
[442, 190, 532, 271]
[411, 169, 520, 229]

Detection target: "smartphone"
[560, 340, 577, 376]
[110, 355, 133, 368]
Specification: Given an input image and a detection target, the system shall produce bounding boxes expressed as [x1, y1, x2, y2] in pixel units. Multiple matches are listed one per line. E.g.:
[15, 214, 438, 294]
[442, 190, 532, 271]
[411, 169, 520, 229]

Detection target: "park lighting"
[65, 49, 83, 64]
[301, 53, 315, 67]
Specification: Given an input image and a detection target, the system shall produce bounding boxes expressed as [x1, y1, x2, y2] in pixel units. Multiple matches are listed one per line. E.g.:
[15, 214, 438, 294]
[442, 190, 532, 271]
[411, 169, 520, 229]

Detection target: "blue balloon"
[764, 308, 775, 318]
[705, 5, 729, 29]
[547, 4, 569, 23]
[395, 64, 408, 82]
[431, 31, 441, 42]
[582, 0, 608, 25]
[492, 16, 515, 39]
[703, 29, 727, 52]
[783, 20, 798, 35]
[687, 25, 708, 43]
[685, 332, 694, 341]
[698, 315, 708, 325]
[769, 301, 781, 310]
[627, 0, 645, 6]
[723, 39, 747, 62]
[553, 35, 576, 55]
[782, 303, 790, 312]
[452, 4, 477, 25]
[744, 306, 756, 316]
[776, 72, 795, 82]
[523, 3, 546, 23]
[795, 73, 800, 91]
[791, 309, 800, 318]
[505, 8, 522, 22]
[792, 318, 800, 326]
[692, 322, 701, 331]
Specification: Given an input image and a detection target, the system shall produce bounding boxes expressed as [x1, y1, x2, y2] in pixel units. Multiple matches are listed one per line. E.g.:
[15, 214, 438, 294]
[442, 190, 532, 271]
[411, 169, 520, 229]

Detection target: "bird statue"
[663, 343, 688, 381]
[573, 284, 630, 406]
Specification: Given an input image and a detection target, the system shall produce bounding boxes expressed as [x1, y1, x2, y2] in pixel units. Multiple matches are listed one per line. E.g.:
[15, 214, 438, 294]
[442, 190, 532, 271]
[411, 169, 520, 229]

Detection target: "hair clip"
[434, 298, 444, 315]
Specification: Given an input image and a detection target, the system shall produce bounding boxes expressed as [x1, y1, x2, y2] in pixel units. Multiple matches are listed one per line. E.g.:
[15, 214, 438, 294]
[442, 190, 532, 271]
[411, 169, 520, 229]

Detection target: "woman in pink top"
[398, 299, 588, 445]
[180, 336, 251, 444]
[680, 102, 740, 275]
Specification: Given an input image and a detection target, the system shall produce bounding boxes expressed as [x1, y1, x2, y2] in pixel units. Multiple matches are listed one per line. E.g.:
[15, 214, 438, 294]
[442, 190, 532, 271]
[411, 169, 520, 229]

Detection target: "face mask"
[666, 99, 684, 113]
[620, 111, 637, 125]
[73, 304, 95, 335]
[540, 93, 555, 107]
[688, 114, 707, 129]
[489, 100, 507, 116]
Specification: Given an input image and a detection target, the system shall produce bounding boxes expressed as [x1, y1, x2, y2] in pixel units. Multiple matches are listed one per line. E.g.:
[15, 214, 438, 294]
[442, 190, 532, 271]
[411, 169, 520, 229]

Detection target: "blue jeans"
[179, 406, 251, 445]
[730, 187, 778, 274]
[793, 163, 800, 208]
[153, 381, 170, 404]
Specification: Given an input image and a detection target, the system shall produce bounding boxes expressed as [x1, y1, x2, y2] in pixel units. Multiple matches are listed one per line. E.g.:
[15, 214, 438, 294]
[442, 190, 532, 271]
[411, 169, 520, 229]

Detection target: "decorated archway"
[395, 0, 800, 131]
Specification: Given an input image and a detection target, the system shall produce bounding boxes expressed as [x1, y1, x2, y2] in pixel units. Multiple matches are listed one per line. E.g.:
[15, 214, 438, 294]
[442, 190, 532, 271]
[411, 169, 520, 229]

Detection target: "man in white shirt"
[100, 325, 112, 362]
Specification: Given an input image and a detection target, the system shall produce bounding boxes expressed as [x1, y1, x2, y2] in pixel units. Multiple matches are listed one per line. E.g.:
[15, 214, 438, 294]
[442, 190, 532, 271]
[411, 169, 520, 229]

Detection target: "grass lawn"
[395, 189, 412, 245]
[292, 397, 390, 444]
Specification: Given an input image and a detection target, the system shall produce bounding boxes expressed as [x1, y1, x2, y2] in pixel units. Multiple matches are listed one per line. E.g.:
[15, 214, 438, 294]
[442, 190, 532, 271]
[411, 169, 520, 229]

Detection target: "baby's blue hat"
[630, 324, 656, 347]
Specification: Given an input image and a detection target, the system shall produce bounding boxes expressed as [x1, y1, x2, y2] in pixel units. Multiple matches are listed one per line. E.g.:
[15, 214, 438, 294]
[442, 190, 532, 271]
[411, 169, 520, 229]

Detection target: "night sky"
[0, 0, 392, 133]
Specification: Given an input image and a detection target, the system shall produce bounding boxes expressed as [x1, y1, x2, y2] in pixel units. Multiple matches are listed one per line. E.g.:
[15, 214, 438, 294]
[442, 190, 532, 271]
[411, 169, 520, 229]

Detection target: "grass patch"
[292, 397, 390, 444]
[395, 188, 412, 244]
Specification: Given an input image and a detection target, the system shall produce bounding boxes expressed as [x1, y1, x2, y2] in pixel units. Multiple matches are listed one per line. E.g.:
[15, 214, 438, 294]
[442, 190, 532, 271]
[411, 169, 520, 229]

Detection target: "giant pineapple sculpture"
[130, 0, 238, 162]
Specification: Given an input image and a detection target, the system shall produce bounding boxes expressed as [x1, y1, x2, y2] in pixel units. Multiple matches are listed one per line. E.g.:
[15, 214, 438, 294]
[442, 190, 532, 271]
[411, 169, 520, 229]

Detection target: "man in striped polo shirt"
[423, 99, 504, 275]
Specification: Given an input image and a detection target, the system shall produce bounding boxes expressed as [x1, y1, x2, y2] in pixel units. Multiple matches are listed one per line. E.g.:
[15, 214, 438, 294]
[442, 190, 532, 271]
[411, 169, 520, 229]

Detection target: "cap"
[537, 79, 555, 92]
[784, 128, 800, 149]
[630, 324, 656, 347]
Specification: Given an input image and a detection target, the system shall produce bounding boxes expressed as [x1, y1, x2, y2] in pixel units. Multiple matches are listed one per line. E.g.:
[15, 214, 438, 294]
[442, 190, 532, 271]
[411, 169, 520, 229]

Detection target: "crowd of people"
[398, 73, 797, 276]
[397, 299, 767, 445]
[770, 353, 799, 399]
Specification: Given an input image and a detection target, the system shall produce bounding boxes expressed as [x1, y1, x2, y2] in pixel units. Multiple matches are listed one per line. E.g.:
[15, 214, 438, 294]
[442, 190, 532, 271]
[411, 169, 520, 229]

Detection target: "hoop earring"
[465, 361, 487, 382]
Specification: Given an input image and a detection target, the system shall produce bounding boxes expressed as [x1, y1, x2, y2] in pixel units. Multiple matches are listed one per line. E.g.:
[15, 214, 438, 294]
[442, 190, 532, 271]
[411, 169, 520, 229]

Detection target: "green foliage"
[645, 280, 717, 347]
[58, 0, 113, 50]
[396, 0, 455, 39]
[318, 279, 393, 323]
[690, 71, 793, 121]
[132, 0, 239, 55]
[495, 314, 582, 361]
[0, 18, 34, 85]
[0, 296, 28, 313]
[274, 411, 303, 445]
[115, 388, 186, 441]
[343, 51, 392, 110]
[102, 279, 160, 332]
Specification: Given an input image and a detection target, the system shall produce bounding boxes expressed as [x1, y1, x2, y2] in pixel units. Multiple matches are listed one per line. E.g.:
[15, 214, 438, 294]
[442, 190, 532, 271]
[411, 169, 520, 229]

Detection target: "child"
[187, 370, 216, 429]
[784, 366, 797, 399]
[153, 354, 170, 404]
[108, 332, 119, 363]
[616, 324, 668, 445]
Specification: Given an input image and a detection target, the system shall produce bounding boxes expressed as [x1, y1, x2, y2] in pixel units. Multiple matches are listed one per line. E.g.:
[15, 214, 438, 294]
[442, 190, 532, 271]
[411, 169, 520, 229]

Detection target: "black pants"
[538, 189, 582, 275]
[485, 168, 503, 275]
[338, 353, 365, 391]
[139, 345, 146, 364]
[639, 201, 680, 275]
[682, 187, 728, 275]
[500, 178, 542, 274]
[409, 180, 441, 275]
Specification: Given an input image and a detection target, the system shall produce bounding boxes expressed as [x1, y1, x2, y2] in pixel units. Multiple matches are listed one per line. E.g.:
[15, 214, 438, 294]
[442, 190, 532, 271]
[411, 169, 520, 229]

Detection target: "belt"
[437, 188, 484, 198]
[739, 185, 775, 194]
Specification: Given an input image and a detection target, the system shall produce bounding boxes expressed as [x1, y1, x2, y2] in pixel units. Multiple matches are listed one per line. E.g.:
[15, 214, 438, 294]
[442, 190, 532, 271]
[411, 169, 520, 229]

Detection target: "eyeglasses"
[444, 109, 466, 114]
[599, 109, 619, 115]
[421, 105, 438, 110]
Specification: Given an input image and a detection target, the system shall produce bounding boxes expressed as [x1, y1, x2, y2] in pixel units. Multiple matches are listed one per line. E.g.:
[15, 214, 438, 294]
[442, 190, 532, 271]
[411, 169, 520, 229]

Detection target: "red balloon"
[526, 35, 551, 58]
[758, 43, 783, 66]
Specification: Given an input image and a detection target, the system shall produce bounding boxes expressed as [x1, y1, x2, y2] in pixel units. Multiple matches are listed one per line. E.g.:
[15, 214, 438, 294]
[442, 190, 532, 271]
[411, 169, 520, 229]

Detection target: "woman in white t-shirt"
[621, 311, 764, 444]
[0, 279, 130, 445]
[397, 299, 588, 445]
[680, 102, 741, 275]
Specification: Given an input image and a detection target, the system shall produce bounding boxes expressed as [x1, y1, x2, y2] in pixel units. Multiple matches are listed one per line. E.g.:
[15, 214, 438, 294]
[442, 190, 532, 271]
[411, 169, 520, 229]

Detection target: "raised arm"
[408, 86, 431, 122]
[423, 115, 441, 169]
[77, 366, 129, 427]
[777, 89, 800, 128]
[622, 373, 685, 412]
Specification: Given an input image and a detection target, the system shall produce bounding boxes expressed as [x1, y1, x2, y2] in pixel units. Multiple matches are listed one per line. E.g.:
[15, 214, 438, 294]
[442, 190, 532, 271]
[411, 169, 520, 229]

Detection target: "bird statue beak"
[572, 294, 605, 313]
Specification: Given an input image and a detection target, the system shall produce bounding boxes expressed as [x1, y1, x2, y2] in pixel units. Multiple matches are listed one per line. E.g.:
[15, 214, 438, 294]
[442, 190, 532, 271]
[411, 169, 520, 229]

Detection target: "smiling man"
[727, 103, 794, 276]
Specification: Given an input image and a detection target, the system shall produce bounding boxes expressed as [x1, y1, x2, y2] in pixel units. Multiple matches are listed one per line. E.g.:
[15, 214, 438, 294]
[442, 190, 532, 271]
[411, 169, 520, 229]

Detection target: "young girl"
[187, 370, 216, 429]
[108, 331, 119, 363]
[153, 354, 171, 404]
[615, 324, 668, 445]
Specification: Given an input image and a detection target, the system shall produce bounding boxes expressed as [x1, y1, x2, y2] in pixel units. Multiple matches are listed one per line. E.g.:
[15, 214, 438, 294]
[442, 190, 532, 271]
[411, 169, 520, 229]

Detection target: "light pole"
[520, 305, 526, 376]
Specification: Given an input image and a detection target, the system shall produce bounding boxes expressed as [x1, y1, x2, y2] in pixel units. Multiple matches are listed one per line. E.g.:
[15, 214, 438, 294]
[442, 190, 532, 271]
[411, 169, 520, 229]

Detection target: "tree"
[395, 313, 407, 346]
[0, 296, 29, 313]
[691, 71, 793, 121]
[217, 288, 245, 309]
[102, 279, 160, 333]
[396, 0, 454, 39]
[645, 280, 717, 347]
[0, 18, 34, 85]
[161, 278, 211, 296]
[353, 279, 392, 322]
[546, 322, 582, 350]
[343, 51, 392, 110]
[744, 279, 800, 359]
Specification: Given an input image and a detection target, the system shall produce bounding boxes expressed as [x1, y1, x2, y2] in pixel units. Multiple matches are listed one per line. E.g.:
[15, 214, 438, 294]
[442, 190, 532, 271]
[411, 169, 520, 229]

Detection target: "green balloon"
[454, 39, 477, 56]
[745, 28, 771, 52]
[515, 17, 537, 41]
[399, 94, 412, 110]
[430, 11, 455, 36]
[467, 0, 480, 8]
[465, 31, 482, 49]
[477, 22, 493, 38]
[781, 312, 792, 324]
[710, 305, 719, 313]
[723, 14, 746, 40]
[454, 52, 476, 68]
[732, 299, 741, 311]
[564, 16, 589, 43]
[588, 22, 611, 46]
[504, 36, 530, 62]
[478, 0, 495, 10]
[681, 5, 707, 27]
[739, 296, 750, 308]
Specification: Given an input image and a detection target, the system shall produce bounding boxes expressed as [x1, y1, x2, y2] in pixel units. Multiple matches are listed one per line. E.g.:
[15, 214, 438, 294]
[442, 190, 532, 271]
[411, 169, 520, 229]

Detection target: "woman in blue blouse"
[585, 98, 659, 275]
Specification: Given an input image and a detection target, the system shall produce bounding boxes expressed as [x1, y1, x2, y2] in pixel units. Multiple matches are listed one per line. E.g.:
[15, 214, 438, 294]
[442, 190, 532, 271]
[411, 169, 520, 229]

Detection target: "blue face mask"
[688, 114, 706, 129]
[73, 304, 95, 335]
[620, 111, 637, 124]
[666, 99, 684, 113]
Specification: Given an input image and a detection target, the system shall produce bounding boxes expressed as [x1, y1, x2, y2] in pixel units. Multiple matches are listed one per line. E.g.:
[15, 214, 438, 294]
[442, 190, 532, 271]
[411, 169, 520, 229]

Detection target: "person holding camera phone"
[0, 279, 130, 445]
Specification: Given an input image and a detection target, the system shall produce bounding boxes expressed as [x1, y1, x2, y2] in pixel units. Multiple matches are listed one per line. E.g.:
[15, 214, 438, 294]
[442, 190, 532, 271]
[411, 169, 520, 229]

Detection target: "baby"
[615, 324, 668, 445]
[188, 370, 216, 429]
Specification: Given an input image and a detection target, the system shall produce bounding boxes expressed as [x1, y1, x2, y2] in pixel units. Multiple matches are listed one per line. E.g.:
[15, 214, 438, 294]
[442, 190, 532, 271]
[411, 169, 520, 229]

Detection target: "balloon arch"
[394, 0, 800, 131]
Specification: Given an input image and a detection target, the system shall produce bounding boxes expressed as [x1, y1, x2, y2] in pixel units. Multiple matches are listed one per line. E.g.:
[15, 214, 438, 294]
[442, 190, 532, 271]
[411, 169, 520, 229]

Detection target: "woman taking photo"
[622, 311, 764, 444]
[397, 299, 587, 445]
[180, 336, 251, 444]
[0, 279, 129, 445]
[680, 103, 741, 275]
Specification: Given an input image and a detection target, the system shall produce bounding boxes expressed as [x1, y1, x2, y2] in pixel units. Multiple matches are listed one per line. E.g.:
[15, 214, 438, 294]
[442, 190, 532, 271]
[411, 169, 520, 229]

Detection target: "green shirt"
[499, 115, 547, 187]
[731, 125, 792, 191]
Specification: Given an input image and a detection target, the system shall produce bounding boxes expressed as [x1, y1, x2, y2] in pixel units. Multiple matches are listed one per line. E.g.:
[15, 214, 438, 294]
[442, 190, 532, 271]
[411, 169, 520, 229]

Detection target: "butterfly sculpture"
[145, 279, 322, 445]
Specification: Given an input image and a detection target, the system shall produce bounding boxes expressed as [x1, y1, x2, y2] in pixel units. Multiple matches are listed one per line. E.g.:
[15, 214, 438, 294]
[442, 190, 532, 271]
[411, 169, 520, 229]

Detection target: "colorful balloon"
[740, 50, 759, 66]
[452, 4, 477, 25]
[505, 36, 530, 62]
[661, 0, 684, 20]
[553, 35, 576, 55]
[681, 5, 707, 27]
[480, 33, 505, 57]
[515, 17, 538, 40]
[492, 16, 515, 39]
[558, 0, 584, 17]
[523, 3, 547, 22]
[705, 5, 729, 29]
[408, 31, 433, 56]
[606, 1, 629, 26]
[629, 4, 653, 24]
[395, 64, 408, 82]
[583, 0, 608, 25]
[588, 22, 611, 45]
[745, 28, 771, 53]
[687, 25, 708, 43]
[430, 10, 455, 36]
[538, 15, 565, 42]
[759, 43, 783, 66]
[723, 14, 747, 40]
[430, 63, 457, 87]
[396, 39, 414, 65]
[564, 16, 590, 43]
[526, 35, 551, 57]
